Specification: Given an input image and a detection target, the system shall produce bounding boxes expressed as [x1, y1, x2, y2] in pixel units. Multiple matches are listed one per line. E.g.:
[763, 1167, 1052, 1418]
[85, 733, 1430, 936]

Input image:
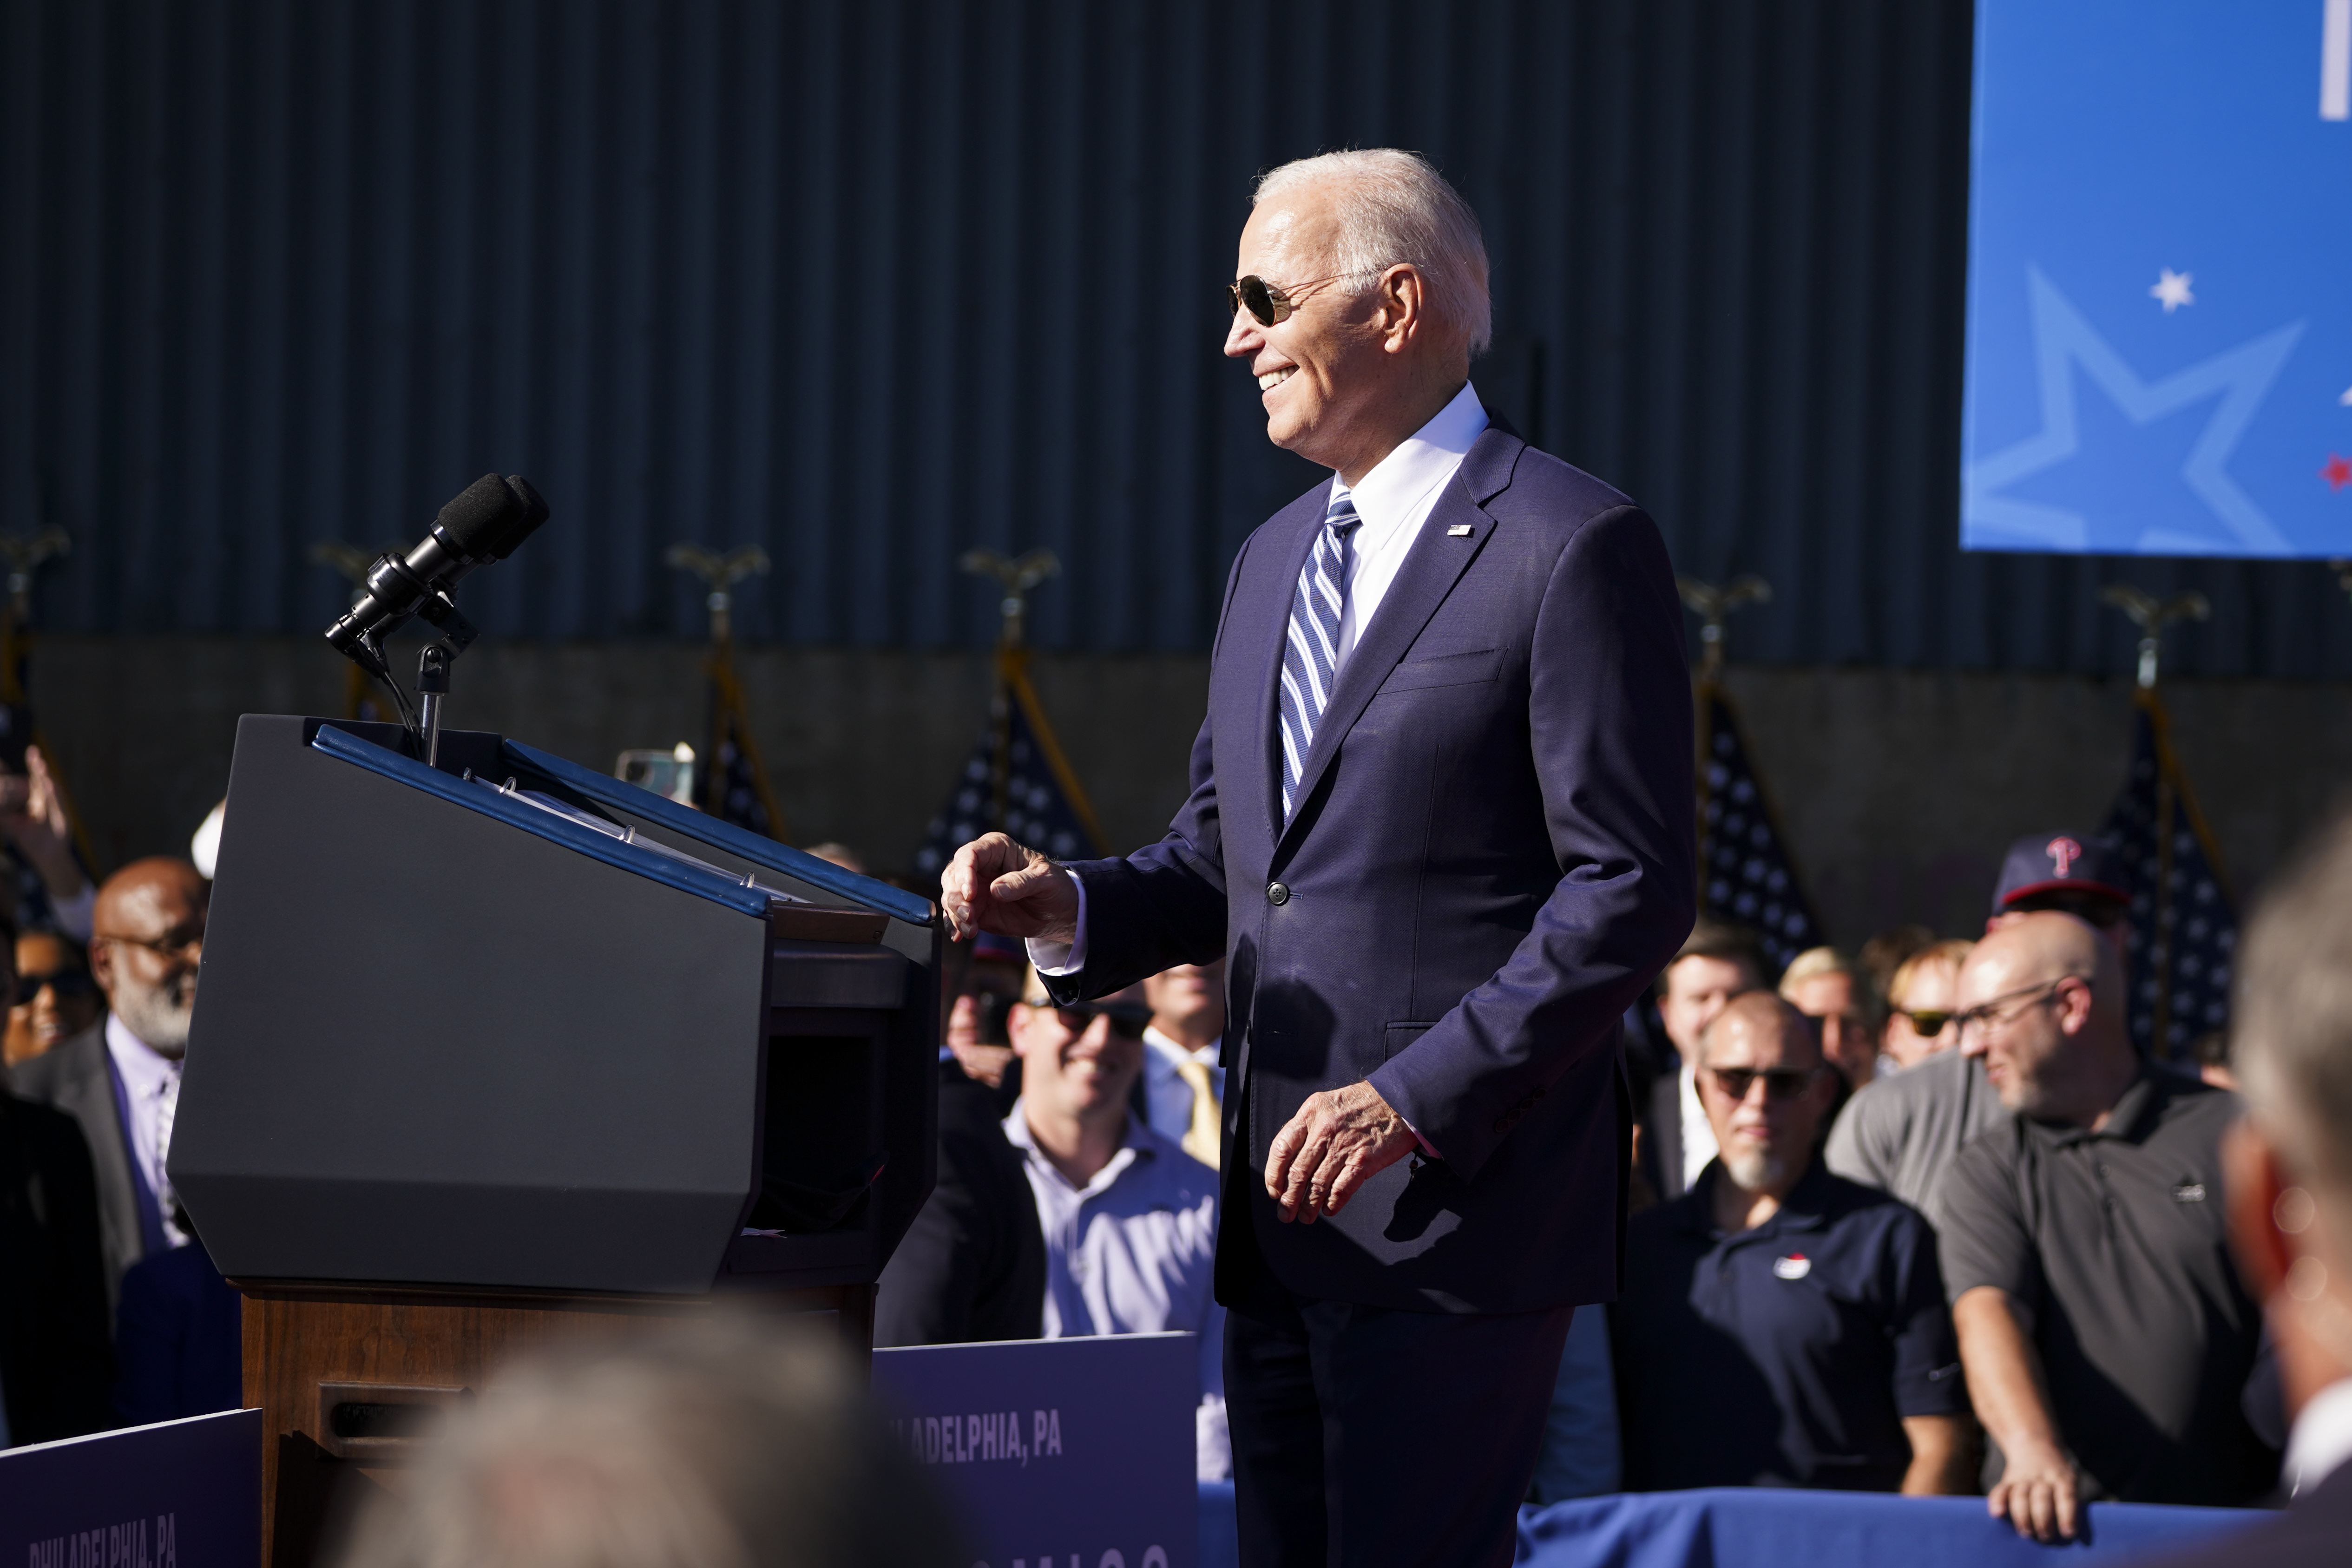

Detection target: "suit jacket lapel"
[1275, 426, 1524, 854]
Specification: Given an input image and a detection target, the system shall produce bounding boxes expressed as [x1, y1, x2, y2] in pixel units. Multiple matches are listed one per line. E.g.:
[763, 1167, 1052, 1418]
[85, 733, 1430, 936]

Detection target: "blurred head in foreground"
[339, 1319, 958, 1568]
[2227, 807, 2352, 1488]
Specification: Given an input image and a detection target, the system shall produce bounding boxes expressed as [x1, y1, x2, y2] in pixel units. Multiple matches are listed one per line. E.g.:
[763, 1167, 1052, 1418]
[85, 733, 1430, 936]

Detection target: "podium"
[170, 717, 940, 1564]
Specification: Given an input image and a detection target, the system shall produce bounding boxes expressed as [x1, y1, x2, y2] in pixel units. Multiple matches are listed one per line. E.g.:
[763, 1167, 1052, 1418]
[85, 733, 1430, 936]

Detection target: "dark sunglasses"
[13, 968, 94, 1006]
[1705, 1065, 1824, 1103]
[1892, 1007, 1952, 1037]
[1035, 1000, 1151, 1040]
[1224, 269, 1377, 328]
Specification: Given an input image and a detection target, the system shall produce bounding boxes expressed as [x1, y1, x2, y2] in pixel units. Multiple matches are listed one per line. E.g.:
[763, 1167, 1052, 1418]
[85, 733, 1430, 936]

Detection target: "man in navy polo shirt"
[1614, 992, 1974, 1493]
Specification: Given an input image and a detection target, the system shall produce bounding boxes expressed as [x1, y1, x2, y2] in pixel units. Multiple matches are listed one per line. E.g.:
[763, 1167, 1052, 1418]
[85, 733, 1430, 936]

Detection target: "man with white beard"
[7, 858, 208, 1316]
[1611, 991, 1974, 1494]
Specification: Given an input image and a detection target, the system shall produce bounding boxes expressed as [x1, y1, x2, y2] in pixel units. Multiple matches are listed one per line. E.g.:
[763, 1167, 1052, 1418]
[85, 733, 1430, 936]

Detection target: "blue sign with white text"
[1963, 1, 2352, 556]
[1, 1410, 261, 1568]
[872, 1334, 1196, 1568]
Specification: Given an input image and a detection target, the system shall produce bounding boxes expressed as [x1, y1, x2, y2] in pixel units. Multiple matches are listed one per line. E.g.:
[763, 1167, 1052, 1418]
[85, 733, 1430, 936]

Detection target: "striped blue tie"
[1277, 491, 1362, 822]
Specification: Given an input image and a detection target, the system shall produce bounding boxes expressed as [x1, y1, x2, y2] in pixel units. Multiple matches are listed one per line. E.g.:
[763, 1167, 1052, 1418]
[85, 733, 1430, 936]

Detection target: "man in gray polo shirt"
[1940, 913, 2273, 1540]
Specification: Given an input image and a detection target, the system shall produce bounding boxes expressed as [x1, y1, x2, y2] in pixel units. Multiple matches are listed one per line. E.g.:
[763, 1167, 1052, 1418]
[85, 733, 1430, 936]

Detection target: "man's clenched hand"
[939, 833, 1080, 944]
[1265, 1082, 1419, 1224]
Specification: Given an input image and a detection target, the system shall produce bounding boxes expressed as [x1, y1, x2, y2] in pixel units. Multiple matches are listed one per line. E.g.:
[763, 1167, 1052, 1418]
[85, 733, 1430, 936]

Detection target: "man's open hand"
[1265, 1082, 1419, 1224]
[939, 833, 1080, 944]
[1986, 1437, 2079, 1542]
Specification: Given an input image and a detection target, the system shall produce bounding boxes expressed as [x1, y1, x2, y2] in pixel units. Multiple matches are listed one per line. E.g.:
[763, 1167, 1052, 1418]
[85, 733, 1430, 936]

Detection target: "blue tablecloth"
[1196, 1483, 2260, 1568]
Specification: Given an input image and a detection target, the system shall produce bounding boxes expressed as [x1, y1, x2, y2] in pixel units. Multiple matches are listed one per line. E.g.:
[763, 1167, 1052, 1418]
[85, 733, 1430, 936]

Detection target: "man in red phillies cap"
[1987, 832, 2131, 968]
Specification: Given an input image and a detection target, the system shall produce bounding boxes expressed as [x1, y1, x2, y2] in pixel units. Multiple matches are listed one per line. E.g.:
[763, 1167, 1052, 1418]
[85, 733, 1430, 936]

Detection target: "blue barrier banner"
[1963, 1, 2352, 557]
[1199, 1483, 2261, 1568]
[874, 1335, 1196, 1568]
[1511, 1487, 2257, 1568]
[1, 1410, 262, 1568]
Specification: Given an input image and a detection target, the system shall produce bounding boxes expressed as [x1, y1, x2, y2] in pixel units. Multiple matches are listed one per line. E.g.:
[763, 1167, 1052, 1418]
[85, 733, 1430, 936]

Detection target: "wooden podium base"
[240, 1280, 875, 1568]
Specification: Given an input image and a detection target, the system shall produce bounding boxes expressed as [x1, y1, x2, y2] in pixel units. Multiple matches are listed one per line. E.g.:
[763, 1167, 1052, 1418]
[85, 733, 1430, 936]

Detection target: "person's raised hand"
[1264, 1082, 1419, 1225]
[1985, 1437, 2078, 1543]
[939, 833, 1079, 944]
[0, 745, 85, 899]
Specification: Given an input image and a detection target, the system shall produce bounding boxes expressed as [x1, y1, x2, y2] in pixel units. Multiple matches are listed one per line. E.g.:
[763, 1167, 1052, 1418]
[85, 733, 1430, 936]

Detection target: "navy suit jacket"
[1048, 416, 1696, 1314]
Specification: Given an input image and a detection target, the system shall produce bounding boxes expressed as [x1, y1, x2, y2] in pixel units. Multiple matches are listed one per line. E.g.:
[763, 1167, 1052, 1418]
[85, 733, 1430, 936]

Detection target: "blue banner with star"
[1963, 0, 2352, 557]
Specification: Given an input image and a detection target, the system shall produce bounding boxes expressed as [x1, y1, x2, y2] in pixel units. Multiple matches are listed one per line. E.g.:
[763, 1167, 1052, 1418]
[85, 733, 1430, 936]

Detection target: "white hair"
[1253, 149, 1492, 355]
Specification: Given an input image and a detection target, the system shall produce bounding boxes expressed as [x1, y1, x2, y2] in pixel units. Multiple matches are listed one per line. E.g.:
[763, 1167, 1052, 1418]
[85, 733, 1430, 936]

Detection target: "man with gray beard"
[7, 858, 207, 1314]
[1612, 992, 1973, 1493]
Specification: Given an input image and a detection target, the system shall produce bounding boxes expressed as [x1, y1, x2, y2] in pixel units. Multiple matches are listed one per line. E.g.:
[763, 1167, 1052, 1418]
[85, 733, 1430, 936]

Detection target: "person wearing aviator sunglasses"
[1615, 992, 1974, 1496]
[943, 148, 1695, 1566]
[1002, 975, 1227, 1482]
[3, 930, 101, 1067]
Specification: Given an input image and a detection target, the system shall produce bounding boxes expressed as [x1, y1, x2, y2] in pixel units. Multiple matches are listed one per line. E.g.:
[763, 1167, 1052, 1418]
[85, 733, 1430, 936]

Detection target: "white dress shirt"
[106, 1013, 190, 1247]
[1142, 1025, 1224, 1149]
[1678, 1059, 1721, 1192]
[2285, 1373, 2352, 1496]
[1033, 381, 1490, 978]
[1005, 1104, 1228, 1479]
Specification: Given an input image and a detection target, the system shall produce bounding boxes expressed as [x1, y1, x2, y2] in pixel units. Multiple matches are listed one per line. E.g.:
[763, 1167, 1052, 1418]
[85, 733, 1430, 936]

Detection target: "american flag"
[913, 664, 1103, 884]
[697, 657, 782, 839]
[1697, 685, 1825, 975]
[2099, 693, 2235, 1060]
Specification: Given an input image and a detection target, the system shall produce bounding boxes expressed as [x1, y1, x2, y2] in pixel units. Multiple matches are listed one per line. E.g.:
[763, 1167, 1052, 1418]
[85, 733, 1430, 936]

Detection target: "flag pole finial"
[2099, 584, 2209, 689]
[0, 527, 70, 625]
[1675, 575, 1771, 682]
[960, 549, 1060, 651]
[666, 545, 772, 644]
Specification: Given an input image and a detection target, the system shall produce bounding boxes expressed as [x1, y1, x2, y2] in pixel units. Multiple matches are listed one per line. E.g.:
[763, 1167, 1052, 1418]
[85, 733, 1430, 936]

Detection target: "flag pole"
[2100, 584, 2219, 1055]
[959, 549, 1098, 846]
[667, 544, 785, 840]
[1676, 574, 1773, 890]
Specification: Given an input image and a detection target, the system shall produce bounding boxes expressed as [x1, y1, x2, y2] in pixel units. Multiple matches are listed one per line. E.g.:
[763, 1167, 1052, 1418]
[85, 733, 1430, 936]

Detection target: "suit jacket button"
[1266, 881, 1290, 905]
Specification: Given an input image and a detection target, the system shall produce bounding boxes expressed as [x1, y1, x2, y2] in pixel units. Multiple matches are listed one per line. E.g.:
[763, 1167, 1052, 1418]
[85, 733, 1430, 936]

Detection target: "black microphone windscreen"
[435, 473, 528, 558]
[486, 475, 550, 559]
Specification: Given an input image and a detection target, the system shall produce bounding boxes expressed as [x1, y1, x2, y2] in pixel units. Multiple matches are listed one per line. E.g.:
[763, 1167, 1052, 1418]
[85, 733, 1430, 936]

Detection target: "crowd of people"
[6, 714, 2350, 1558]
[0, 732, 237, 1445]
[876, 820, 2352, 1547]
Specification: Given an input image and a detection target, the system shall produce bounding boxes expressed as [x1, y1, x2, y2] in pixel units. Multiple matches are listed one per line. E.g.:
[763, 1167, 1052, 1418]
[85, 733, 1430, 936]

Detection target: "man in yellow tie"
[1141, 961, 1226, 1167]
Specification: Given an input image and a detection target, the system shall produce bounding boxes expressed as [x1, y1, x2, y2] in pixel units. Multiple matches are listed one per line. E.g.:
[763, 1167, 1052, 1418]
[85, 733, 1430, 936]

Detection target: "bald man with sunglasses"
[1615, 992, 1973, 1494]
[943, 149, 1692, 1568]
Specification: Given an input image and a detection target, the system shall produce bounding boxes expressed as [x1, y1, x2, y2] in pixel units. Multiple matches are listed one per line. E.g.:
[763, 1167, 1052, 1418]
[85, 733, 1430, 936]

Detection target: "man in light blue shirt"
[1140, 960, 1226, 1166]
[1004, 971, 1227, 1480]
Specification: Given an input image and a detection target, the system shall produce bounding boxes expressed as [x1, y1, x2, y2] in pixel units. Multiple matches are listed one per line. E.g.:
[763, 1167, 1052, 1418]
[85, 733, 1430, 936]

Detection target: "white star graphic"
[1964, 267, 2302, 554]
[2339, 385, 2352, 407]
[2150, 268, 2195, 312]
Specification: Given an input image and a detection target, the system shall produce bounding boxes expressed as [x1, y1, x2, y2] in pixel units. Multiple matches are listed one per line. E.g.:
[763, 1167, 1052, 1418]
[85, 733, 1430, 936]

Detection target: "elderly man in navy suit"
[944, 149, 1694, 1568]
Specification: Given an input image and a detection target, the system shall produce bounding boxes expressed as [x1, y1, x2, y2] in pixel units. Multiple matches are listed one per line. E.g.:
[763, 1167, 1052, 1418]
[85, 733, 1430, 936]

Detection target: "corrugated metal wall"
[5, 0, 2349, 675]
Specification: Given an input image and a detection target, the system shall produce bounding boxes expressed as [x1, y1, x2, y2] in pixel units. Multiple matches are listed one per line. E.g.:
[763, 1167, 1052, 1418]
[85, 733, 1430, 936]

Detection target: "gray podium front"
[171, 715, 940, 1565]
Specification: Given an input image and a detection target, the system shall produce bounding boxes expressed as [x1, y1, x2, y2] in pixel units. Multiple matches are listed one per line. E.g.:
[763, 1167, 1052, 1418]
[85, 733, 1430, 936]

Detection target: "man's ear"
[87, 935, 115, 996]
[2224, 1119, 2294, 1302]
[2055, 976, 2098, 1036]
[1005, 1001, 1037, 1060]
[1377, 265, 1426, 352]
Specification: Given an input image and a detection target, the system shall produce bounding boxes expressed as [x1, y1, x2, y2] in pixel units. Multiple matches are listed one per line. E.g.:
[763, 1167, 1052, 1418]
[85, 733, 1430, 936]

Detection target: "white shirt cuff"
[1025, 870, 1088, 976]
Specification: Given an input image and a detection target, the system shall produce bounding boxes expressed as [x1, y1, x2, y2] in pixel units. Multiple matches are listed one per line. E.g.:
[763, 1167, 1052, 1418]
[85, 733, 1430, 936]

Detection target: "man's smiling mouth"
[1258, 366, 1297, 392]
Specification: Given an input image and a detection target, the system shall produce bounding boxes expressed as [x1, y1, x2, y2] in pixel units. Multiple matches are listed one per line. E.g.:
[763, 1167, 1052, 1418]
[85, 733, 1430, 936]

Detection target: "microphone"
[325, 473, 549, 675]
